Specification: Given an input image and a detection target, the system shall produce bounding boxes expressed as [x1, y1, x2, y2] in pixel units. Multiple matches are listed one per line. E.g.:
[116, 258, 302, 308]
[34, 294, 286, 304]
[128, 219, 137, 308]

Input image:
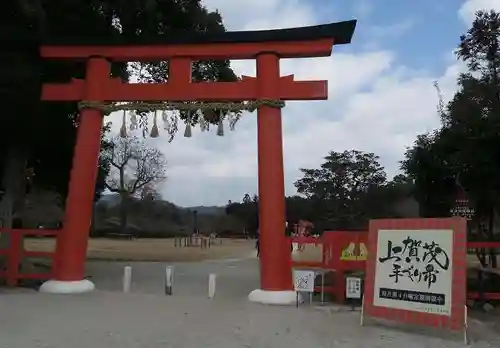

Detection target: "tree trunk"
[119, 193, 129, 234]
[488, 207, 497, 268]
[0, 145, 34, 276]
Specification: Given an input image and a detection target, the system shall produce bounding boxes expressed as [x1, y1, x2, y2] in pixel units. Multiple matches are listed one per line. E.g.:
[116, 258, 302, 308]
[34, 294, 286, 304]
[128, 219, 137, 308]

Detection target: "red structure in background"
[27, 21, 357, 301]
[291, 219, 315, 251]
[0, 229, 58, 286]
[291, 230, 500, 303]
[292, 231, 367, 301]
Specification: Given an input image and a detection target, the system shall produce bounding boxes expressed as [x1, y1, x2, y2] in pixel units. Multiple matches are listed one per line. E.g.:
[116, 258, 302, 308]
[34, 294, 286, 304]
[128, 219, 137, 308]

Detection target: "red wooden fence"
[0, 228, 58, 286]
[1, 228, 499, 297]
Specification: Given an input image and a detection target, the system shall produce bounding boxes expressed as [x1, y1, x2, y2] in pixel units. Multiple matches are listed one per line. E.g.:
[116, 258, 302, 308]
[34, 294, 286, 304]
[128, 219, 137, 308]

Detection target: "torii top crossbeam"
[41, 20, 356, 103]
[40, 20, 356, 60]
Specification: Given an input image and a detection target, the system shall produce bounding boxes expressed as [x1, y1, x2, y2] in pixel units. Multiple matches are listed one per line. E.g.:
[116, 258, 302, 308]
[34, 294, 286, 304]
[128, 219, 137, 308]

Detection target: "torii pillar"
[248, 53, 295, 304]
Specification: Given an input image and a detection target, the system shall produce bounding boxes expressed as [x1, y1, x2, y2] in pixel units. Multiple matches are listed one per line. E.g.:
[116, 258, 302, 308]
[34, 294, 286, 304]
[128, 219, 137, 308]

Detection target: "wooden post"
[165, 266, 174, 295]
[208, 273, 216, 299]
[123, 266, 132, 293]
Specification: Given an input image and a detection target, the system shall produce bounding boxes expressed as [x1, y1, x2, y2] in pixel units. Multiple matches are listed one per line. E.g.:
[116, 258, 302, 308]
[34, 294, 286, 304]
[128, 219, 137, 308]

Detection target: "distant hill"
[98, 193, 121, 206]
[94, 194, 242, 237]
[181, 206, 226, 215]
[98, 194, 226, 216]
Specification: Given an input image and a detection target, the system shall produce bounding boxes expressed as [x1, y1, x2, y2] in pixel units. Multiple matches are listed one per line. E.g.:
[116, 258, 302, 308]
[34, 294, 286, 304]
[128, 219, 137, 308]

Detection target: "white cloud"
[368, 19, 417, 40]
[107, 0, 470, 206]
[351, 0, 373, 19]
[459, 0, 500, 24]
[203, 0, 316, 30]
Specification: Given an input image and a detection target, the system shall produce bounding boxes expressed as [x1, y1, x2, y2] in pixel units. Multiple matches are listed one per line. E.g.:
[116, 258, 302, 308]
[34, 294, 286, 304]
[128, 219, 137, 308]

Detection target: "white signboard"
[373, 229, 453, 316]
[346, 277, 362, 299]
[293, 270, 315, 292]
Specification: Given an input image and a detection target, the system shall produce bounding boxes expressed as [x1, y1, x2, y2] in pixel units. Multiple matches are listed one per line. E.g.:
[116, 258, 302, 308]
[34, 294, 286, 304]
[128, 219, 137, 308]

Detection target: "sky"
[107, 0, 500, 207]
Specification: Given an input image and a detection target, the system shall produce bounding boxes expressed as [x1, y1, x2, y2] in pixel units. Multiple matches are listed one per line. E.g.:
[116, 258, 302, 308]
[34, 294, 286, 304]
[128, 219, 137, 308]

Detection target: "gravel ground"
[85, 255, 259, 297]
[0, 257, 499, 348]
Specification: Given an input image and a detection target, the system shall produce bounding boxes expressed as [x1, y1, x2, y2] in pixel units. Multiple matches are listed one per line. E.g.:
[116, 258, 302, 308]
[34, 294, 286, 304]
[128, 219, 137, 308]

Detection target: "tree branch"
[110, 160, 123, 169]
[104, 182, 119, 193]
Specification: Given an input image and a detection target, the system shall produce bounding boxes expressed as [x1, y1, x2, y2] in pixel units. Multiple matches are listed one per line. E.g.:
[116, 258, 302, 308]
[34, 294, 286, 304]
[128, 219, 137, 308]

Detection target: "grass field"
[23, 238, 489, 266]
[24, 238, 256, 262]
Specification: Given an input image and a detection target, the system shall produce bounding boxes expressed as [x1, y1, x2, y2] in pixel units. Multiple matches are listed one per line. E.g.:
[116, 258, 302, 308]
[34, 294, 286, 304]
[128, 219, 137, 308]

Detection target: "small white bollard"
[165, 266, 174, 295]
[208, 273, 217, 299]
[123, 266, 132, 293]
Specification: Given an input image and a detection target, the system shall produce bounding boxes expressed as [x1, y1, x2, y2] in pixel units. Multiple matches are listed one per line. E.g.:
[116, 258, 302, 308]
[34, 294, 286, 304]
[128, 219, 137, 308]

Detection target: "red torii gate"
[38, 20, 356, 304]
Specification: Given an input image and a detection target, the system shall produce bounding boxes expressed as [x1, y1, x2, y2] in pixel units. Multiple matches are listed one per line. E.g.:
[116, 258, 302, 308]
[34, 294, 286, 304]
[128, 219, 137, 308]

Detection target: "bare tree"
[140, 183, 163, 201]
[102, 136, 167, 233]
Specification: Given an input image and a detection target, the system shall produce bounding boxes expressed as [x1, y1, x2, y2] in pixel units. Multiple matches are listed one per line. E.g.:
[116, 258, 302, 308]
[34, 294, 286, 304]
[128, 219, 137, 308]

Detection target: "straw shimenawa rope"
[79, 99, 285, 139]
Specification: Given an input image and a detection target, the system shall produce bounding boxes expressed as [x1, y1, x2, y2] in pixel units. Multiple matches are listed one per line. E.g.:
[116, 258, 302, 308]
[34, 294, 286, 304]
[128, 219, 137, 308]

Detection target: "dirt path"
[2, 255, 500, 347]
[1, 288, 499, 348]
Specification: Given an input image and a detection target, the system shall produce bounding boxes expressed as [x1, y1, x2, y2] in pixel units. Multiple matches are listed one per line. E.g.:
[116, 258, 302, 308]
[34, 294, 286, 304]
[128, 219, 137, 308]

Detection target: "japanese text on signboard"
[378, 236, 450, 290]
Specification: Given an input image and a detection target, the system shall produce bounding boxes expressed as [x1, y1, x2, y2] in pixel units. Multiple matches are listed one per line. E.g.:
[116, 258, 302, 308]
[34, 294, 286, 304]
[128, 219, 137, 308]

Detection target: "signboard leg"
[309, 291, 313, 305]
[296, 291, 299, 308]
[464, 305, 469, 345]
[321, 271, 325, 305]
[360, 295, 365, 327]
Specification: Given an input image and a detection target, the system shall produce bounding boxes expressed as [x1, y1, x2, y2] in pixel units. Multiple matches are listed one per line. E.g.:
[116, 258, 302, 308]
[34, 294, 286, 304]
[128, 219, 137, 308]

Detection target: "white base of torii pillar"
[39, 279, 95, 294]
[248, 289, 301, 305]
